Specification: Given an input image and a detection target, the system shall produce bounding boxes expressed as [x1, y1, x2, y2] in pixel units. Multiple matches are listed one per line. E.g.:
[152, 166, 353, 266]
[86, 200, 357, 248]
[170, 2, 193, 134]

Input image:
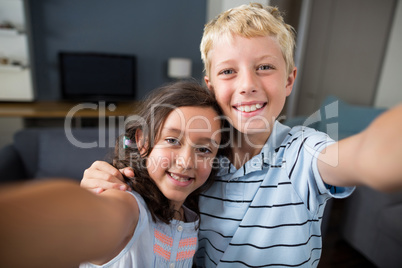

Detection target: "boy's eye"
[166, 138, 180, 146]
[257, 65, 274, 71]
[219, 69, 234, 75]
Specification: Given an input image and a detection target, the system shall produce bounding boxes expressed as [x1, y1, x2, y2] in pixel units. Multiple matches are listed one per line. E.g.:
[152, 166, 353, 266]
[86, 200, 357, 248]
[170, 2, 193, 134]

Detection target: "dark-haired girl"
[0, 81, 225, 268]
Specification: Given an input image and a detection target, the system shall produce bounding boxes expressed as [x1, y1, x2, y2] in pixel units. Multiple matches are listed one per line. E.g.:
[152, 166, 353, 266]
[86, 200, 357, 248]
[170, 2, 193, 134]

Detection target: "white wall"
[375, 0, 402, 108]
[206, 0, 270, 22]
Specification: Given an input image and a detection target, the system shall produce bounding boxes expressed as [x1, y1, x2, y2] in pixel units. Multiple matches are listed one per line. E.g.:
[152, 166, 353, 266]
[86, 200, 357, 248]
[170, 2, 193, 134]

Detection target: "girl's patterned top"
[80, 191, 199, 268]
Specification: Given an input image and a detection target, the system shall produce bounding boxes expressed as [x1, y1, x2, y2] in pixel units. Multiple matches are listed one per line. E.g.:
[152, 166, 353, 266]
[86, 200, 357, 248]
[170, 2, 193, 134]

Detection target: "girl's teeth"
[170, 173, 190, 182]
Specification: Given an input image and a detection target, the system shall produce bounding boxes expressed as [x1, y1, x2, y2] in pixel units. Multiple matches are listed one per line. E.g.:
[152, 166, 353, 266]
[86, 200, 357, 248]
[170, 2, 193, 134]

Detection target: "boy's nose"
[238, 71, 258, 95]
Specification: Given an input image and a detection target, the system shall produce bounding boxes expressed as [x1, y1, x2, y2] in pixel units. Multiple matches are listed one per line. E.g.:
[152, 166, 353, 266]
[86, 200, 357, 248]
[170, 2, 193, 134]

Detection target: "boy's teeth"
[170, 173, 190, 182]
[238, 104, 263, 113]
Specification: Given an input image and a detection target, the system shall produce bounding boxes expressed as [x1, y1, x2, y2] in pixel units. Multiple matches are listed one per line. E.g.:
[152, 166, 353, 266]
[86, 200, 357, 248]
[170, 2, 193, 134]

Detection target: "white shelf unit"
[0, 0, 34, 101]
[0, 28, 22, 35]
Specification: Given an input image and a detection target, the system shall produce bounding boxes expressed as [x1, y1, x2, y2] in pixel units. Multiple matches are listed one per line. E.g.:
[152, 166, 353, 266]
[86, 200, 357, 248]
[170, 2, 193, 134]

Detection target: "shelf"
[0, 0, 33, 101]
[0, 64, 27, 72]
[0, 101, 140, 118]
[0, 28, 24, 36]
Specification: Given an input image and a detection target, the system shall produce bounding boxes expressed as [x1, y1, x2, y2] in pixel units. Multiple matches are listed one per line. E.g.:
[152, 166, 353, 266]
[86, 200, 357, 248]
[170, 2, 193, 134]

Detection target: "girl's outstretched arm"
[318, 104, 402, 191]
[0, 179, 139, 268]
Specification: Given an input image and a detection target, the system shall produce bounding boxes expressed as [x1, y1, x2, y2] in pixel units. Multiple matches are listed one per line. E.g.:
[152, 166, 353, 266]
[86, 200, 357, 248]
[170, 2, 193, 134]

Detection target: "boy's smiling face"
[205, 34, 296, 140]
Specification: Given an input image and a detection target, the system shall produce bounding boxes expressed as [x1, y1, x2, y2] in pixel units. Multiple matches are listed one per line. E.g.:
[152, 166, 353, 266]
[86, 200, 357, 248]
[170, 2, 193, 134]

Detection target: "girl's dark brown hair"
[113, 80, 227, 225]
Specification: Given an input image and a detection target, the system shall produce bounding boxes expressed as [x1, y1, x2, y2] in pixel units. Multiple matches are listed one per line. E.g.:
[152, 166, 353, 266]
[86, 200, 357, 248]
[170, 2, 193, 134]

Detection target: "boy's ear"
[135, 129, 147, 154]
[285, 67, 297, 96]
[204, 76, 213, 91]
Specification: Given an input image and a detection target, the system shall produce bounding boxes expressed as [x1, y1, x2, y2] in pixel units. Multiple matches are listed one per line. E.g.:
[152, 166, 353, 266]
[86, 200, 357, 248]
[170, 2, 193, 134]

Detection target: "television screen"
[59, 52, 136, 102]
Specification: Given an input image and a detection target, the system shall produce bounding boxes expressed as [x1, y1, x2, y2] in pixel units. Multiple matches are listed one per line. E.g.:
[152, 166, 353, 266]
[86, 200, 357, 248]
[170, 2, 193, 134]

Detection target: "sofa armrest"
[341, 186, 402, 267]
[379, 204, 402, 244]
[0, 144, 28, 183]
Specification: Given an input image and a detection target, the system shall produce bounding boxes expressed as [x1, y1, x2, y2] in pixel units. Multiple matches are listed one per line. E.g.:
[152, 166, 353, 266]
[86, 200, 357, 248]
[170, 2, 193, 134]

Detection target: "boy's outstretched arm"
[0, 179, 138, 268]
[318, 104, 402, 191]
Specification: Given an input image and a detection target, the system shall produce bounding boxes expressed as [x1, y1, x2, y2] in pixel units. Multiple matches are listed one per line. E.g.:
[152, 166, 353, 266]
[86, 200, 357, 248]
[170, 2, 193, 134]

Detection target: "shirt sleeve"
[125, 191, 150, 242]
[284, 126, 355, 213]
[311, 149, 355, 199]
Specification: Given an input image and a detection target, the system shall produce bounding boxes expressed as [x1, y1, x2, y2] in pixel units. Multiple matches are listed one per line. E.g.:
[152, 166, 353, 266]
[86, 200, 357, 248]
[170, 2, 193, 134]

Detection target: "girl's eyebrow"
[162, 128, 182, 134]
[162, 127, 220, 146]
[197, 137, 220, 147]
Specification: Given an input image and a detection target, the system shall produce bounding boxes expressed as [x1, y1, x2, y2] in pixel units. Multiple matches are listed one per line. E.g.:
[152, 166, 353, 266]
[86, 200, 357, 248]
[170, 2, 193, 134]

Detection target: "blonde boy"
[82, 3, 402, 267]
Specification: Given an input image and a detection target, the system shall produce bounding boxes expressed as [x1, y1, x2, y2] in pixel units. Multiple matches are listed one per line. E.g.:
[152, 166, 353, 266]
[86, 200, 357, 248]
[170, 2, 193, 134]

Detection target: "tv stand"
[0, 100, 140, 128]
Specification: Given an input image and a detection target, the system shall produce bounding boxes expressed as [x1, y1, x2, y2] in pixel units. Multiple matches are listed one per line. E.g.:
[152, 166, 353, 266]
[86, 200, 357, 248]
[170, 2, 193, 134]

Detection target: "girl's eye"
[166, 138, 180, 146]
[196, 147, 212, 154]
[257, 64, 274, 71]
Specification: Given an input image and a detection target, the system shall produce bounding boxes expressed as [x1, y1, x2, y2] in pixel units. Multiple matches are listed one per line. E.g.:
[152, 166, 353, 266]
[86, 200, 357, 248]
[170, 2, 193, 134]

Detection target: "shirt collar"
[217, 121, 291, 177]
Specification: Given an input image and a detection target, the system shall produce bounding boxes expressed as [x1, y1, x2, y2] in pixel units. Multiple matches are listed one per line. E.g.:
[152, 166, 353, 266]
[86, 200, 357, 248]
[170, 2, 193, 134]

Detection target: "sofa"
[285, 96, 402, 268]
[0, 127, 121, 184]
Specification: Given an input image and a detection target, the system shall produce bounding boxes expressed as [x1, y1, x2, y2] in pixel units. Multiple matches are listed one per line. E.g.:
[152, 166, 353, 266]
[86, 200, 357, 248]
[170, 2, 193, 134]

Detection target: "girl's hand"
[80, 161, 134, 194]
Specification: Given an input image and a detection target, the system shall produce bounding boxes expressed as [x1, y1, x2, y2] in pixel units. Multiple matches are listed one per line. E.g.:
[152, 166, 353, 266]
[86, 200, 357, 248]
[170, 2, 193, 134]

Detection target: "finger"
[81, 169, 127, 191]
[83, 177, 127, 192]
[91, 161, 124, 179]
[95, 187, 104, 194]
[120, 167, 135, 179]
[118, 168, 134, 191]
[87, 161, 127, 184]
[85, 187, 104, 194]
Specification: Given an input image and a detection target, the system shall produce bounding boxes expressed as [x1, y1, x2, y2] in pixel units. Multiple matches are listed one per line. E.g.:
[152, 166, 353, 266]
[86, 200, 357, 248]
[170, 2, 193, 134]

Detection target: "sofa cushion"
[14, 129, 41, 178]
[0, 144, 28, 182]
[35, 128, 116, 181]
[284, 96, 386, 140]
[317, 96, 386, 140]
[378, 204, 402, 244]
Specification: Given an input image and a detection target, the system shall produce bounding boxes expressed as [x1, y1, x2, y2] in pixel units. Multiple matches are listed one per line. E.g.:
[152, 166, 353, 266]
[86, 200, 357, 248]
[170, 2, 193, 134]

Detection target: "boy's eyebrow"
[257, 55, 279, 61]
[214, 59, 234, 69]
[215, 55, 279, 67]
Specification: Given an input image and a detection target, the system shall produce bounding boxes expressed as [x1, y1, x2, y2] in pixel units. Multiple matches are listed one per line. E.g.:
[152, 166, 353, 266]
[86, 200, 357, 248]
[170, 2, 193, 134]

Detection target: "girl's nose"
[175, 149, 194, 170]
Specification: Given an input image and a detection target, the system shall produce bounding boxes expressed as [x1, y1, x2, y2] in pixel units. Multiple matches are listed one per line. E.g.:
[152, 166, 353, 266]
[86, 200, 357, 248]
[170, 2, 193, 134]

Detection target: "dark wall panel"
[29, 0, 206, 100]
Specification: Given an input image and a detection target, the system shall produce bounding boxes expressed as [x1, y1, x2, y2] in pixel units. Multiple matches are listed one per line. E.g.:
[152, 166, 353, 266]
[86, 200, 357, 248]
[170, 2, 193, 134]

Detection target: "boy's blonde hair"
[200, 3, 296, 77]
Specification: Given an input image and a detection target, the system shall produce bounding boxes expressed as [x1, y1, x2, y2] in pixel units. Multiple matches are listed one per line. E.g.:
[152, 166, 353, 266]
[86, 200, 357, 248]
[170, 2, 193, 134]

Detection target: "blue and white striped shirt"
[196, 121, 354, 267]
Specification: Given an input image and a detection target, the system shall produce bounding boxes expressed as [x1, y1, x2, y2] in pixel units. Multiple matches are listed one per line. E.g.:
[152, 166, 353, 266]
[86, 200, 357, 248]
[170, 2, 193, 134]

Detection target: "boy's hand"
[80, 161, 134, 194]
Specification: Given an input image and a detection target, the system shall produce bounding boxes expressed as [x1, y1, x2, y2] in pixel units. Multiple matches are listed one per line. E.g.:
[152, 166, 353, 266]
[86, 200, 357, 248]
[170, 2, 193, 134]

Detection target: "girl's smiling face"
[205, 34, 296, 142]
[139, 106, 221, 211]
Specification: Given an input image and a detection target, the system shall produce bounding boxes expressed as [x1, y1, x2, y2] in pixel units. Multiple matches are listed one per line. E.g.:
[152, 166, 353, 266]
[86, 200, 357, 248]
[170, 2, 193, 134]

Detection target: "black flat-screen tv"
[59, 52, 136, 102]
